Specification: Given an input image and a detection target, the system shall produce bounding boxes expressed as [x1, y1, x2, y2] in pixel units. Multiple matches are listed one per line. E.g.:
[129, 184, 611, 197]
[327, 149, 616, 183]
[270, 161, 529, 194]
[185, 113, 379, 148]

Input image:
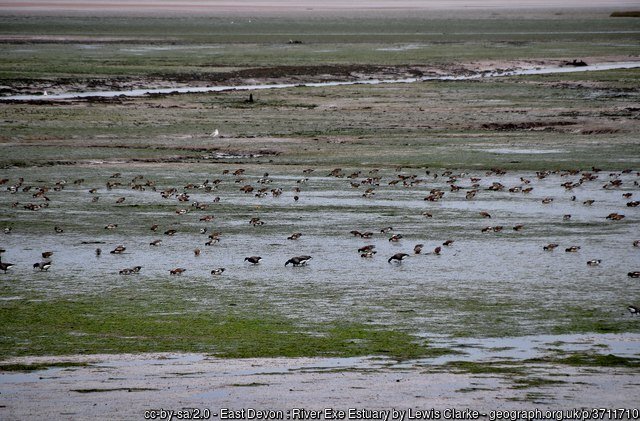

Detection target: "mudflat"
[0, 2, 639, 417]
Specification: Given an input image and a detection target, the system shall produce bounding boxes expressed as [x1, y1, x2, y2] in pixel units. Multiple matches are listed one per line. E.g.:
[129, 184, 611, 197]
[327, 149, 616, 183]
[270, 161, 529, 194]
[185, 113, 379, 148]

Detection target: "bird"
[413, 244, 423, 254]
[565, 246, 581, 252]
[587, 259, 601, 266]
[33, 261, 52, 271]
[360, 251, 376, 258]
[245, 256, 262, 264]
[443, 240, 454, 246]
[95, 248, 102, 256]
[432, 246, 442, 255]
[211, 268, 225, 275]
[150, 239, 162, 246]
[628, 305, 640, 315]
[543, 243, 559, 251]
[606, 213, 625, 221]
[194, 248, 201, 256]
[211, 129, 219, 138]
[389, 234, 403, 242]
[41, 251, 53, 259]
[634, 240, 640, 248]
[150, 224, 159, 231]
[0, 251, 15, 273]
[380, 227, 393, 233]
[479, 211, 491, 218]
[513, 224, 524, 231]
[164, 229, 177, 236]
[628, 272, 640, 278]
[170, 268, 186, 275]
[285, 255, 312, 266]
[563, 214, 571, 221]
[358, 245, 375, 253]
[287, 233, 302, 240]
[388, 253, 409, 263]
[110, 245, 126, 254]
[104, 223, 118, 230]
[54, 226, 64, 233]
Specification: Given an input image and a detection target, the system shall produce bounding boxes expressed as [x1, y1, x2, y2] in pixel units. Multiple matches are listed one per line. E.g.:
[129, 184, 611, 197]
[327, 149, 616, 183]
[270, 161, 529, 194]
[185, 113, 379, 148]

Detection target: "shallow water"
[3, 61, 639, 101]
[1, 165, 638, 339]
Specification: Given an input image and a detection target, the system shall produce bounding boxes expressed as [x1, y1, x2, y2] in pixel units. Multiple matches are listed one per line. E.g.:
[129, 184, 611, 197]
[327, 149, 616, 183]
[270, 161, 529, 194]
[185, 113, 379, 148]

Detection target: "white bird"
[210, 129, 219, 138]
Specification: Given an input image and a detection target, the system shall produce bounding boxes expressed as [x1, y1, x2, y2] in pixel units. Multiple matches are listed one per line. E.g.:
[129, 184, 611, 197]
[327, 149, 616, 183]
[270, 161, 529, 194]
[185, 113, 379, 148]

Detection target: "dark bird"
[628, 272, 640, 278]
[479, 211, 491, 218]
[606, 213, 625, 221]
[360, 251, 376, 258]
[150, 239, 162, 246]
[110, 245, 126, 254]
[285, 255, 312, 266]
[513, 224, 524, 231]
[389, 234, 403, 242]
[95, 248, 102, 256]
[0, 250, 14, 273]
[211, 268, 225, 275]
[543, 243, 559, 251]
[104, 223, 118, 230]
[33, 261, 52, 271]
[245, 256, 262, 264]
[358, 245, 375, 253]
[41, 251, 53, 259]
[150, 224, 159, 231]
[288, 233, 302, 240]
[414, 244, 423, 254]
[587, 259, 601, 266]
[443, 240, 454, 246]
[432, 246, 442, 255]
[388, 253, 409, 263]
[563, 214, 571, 221]
[170, 268, 186, 275]
[628, 305, 640, 315]
[380, 227, 393, 233]
[0, 261, 14, 273]
[164, 229, 177, 236]
[565, 246, 581, 252]
[194, 248, 201, 256]
[54, 226, 64, 233]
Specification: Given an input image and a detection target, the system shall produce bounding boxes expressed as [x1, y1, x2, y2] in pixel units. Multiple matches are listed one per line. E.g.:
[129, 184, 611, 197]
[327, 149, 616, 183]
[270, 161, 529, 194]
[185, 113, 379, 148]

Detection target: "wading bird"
[388, 253, 409, 263]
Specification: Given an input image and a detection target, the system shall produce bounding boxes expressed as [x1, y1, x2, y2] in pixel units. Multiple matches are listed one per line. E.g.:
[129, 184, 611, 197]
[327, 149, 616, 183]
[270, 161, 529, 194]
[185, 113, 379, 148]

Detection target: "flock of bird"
[1, 165, 639, 315]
